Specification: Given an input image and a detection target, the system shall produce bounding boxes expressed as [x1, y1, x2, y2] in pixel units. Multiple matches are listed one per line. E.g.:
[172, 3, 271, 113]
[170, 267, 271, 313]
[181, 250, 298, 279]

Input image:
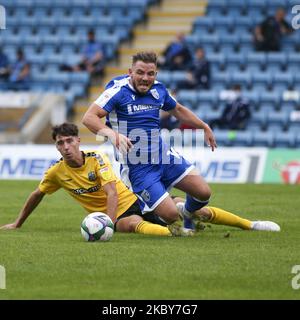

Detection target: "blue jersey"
[94, 75, 177, 166]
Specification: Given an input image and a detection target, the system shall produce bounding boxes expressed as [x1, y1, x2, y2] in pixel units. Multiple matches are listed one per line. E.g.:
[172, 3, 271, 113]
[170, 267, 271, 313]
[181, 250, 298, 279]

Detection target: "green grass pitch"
[0, 180, 299, 300]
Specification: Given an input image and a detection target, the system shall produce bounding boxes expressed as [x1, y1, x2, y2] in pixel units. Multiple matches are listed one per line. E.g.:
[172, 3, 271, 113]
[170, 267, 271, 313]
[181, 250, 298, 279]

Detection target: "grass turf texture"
[0, 180, 299, 300]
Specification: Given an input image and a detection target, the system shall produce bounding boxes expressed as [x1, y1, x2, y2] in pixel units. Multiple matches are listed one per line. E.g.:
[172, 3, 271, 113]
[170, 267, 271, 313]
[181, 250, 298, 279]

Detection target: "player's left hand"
[0, 223, 19, 230]
[204, 125, 217, 151]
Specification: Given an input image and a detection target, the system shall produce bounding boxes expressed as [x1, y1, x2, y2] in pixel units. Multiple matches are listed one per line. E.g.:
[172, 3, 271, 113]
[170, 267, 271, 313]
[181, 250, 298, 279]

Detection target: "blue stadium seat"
[206, 0, 227, 16]
[267, 52, 287, 69]
[172, 71, 186, 84]
[232, 72, 252, 88]
[273, 73, 294, 91]
[274, 131, 296, 148]
[193, 17, 214, 30]
[253, 131, 274, 147]
[242, 91, 260, 106]
[288, 53, 300, 69]
[247, 52, 267, 69]
[157, 71, 172, 87]
[69, 72, 90, 85]
[176, 90, 198, 110]
[260, 91, 281, 108]
[208, 53, 225, 69]
[203, 109, 222, 123]
[267, 110, 290, 128]
[268, 123, 283, 134]
[198, 91, 218, 106]
[252, 72, 272, 89]
[250, 110, 267, 128]
[213, 130, 233, 147]
[232, 130, 253, 147]
[212, 72, 231, 87]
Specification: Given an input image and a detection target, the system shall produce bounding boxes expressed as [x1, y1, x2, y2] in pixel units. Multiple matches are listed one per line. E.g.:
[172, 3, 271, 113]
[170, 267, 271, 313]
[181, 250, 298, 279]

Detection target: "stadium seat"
[250, 110, 267, 128]
[253, 131, 274, 147]
[231, 130, 253, 147]
[267, 110, 290, 129]
[252, 72, 272, 89]
[176, 90, 198, 110]
[267, 52, 287, 69]
[213, 130, 233, 147]
[232, 72, 252, 88]
[274, 131, 296, 148]
[197, 91, 218, 106]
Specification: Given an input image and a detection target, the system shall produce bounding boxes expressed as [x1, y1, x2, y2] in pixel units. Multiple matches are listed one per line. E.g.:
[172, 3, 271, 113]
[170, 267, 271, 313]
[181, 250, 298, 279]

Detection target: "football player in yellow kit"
[0, 123, 280, 235]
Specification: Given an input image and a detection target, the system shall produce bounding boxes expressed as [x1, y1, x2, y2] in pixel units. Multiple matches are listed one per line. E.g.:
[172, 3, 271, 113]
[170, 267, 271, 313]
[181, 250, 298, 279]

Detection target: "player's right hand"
[110, 132, 133, 154]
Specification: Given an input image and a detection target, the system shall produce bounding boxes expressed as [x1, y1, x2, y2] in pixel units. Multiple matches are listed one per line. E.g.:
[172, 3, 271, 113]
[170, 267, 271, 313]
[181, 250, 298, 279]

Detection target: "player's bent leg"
[174, 172, 211, 230]
[175, 171, 211, 201]
[154, 195, 180, 224]
[116, 215, 171, 236]
[115, 215, 144, 233]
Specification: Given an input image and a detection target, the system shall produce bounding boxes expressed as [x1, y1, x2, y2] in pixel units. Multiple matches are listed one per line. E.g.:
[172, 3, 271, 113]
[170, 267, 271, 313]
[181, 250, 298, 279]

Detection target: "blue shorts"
[121, 148, 194, 213]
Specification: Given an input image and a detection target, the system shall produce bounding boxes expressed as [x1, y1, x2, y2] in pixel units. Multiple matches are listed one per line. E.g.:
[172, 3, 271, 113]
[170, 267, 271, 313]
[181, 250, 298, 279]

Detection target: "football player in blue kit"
[82, 51, 232, 235]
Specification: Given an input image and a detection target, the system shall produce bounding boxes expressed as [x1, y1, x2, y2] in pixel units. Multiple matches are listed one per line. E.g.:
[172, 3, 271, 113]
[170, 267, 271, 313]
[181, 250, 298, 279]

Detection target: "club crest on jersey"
[150, 89, 159, 100]
[141, 189, 150, 202]
[88, 171, 97, 181]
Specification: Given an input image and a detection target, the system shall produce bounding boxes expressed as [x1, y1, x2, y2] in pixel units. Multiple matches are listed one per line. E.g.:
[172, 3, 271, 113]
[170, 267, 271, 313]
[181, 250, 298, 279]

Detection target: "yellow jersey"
[39, 151, 137, 218]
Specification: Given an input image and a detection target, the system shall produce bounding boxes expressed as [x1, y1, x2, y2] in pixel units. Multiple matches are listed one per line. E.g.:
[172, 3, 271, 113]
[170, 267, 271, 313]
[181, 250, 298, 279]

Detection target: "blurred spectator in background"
[210, 84, 251, 130]
[176, 47, 210, 90]
[254, 7, 293, 51]
[158, 32, 192, 71]
[0, 48, 10, 81]
[6, 48, 30, 91]
[61, 29, 105, 76]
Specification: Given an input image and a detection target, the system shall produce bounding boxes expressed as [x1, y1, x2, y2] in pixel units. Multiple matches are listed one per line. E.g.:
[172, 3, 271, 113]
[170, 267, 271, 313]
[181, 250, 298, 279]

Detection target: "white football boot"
[250, 221, 281, 232]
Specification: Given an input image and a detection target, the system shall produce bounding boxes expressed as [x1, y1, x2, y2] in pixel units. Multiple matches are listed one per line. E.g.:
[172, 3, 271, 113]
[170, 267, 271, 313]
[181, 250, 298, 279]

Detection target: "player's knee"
[116, 215, 143, 233]
[127, 216, 143, 233]
[200, 185, 211, 201]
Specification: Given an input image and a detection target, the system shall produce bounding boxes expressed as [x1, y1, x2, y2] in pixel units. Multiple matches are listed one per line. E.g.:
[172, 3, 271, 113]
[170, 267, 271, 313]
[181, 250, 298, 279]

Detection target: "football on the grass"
[81, 212, 114, 242]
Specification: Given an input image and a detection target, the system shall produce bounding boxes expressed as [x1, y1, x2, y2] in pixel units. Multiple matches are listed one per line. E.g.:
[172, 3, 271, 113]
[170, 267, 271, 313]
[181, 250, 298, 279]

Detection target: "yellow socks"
[135, 221, 171, 236]
[207, 206, 252, 230]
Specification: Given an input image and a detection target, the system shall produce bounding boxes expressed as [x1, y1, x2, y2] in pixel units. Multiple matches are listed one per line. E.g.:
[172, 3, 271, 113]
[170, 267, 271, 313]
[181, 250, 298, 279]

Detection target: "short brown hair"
[132, 51, 158, 66]
[52, 123, 79, 141]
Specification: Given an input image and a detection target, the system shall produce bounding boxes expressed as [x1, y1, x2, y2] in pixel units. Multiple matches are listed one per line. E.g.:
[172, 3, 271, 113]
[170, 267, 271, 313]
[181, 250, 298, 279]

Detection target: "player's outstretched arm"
[169, 103, 217, 151]
[102, 182, 118, 223]
[0, 188, 45, 230]
[82, 103, 133, 152]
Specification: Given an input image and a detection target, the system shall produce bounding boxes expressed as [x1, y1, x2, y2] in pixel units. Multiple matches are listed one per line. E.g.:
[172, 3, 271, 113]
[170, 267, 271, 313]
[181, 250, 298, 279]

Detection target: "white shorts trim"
[167, 164, 195, 191]
[137, 191, 169, 213]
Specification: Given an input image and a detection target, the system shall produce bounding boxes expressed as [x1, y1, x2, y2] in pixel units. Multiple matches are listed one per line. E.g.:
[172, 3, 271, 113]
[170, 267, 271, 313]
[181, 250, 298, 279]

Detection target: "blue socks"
[183, 194, 209, 229]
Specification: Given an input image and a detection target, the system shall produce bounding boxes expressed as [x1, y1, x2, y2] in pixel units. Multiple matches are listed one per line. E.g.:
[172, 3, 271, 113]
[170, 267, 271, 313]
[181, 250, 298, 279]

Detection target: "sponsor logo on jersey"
[131, 94, 136, 101]
[150, 89, 159, 99]
[126, 104, 157, 113]
[72, 185, 99, 195]
[127, 104, 133, 114]
[99, 166, 112, 181]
